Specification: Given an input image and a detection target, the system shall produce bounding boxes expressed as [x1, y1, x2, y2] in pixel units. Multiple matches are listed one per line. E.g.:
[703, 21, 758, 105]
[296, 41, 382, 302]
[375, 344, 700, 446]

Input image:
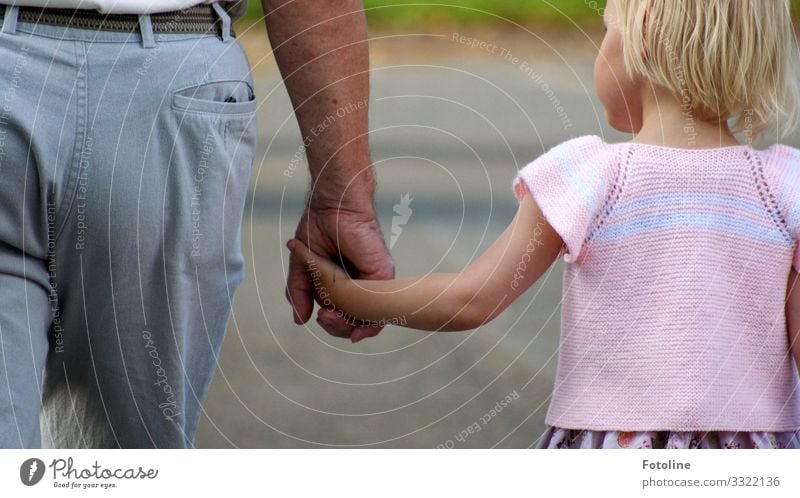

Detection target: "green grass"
[364, 0, 609, 26]
[244, 0, 800, 26]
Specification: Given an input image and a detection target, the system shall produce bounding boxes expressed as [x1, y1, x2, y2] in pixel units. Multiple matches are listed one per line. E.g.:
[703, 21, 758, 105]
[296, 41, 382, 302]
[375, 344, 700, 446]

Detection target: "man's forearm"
[262, 0, 373, 210]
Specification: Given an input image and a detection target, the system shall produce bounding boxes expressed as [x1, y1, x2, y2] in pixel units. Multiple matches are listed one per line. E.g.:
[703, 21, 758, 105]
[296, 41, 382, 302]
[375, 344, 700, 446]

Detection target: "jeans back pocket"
[172, 80, 257, 115]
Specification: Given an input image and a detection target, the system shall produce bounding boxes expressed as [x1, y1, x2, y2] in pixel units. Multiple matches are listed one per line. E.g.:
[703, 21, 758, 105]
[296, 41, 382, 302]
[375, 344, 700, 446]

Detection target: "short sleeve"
[762, 145, 800, 272]
[790, 150, 800, 273]
[512, 136, 615, 263]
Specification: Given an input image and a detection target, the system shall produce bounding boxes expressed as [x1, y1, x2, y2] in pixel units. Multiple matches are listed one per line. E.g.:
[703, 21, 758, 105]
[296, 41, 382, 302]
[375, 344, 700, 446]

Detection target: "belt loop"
[138, 14, 157, 48]
[211, 2, 232, 42]
[2, 5, 19, 35]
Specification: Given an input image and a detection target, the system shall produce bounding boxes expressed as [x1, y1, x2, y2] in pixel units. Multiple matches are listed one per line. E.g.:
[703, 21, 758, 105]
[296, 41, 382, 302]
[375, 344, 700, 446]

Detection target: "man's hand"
[287, 205, 394, 342]
[287, 238, 345, 298]
[262, 0, 394, 341]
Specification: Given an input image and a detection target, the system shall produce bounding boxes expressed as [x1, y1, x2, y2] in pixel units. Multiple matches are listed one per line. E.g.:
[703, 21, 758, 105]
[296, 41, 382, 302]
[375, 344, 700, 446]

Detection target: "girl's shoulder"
[518, 135, 620, 187]
[760, 143, 800, 182]
[759, 144, 800, 253]
[542, 138, 800, 175]
[514, 135, 622, 263]
[537, 134, 616, 159]
[764, 143, 800, 167]
[522, 135, 621, 176]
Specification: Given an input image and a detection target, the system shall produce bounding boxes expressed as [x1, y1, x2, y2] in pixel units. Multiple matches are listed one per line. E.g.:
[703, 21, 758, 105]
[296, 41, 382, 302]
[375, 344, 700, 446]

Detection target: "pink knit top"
[513, 135, 800, 432]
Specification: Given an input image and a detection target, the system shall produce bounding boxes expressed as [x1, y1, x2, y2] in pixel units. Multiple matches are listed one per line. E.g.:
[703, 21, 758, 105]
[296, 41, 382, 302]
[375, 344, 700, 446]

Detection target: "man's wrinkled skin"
[262, 1, 395, 342]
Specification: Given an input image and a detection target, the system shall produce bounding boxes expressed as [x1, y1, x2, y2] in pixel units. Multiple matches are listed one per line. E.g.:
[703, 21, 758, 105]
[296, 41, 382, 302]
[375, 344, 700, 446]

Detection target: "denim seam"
[54, 40, 88, 242]
[169, 102, 258, 117]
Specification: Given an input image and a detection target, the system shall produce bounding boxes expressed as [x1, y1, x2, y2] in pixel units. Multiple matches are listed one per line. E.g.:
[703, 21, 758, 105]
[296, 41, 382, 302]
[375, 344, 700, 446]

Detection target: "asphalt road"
[194, 25, 800, 448]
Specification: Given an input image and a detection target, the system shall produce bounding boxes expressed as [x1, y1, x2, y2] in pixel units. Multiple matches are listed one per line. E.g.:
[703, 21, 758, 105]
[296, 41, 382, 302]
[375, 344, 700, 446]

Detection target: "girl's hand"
[287, 239, 349, 311]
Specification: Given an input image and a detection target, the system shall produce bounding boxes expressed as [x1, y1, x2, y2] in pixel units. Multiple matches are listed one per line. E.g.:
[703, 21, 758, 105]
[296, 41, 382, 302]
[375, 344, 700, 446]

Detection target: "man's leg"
[41, 27, 257, 448]
[0, 13, 79, 448]
[0, 270, 51, 448]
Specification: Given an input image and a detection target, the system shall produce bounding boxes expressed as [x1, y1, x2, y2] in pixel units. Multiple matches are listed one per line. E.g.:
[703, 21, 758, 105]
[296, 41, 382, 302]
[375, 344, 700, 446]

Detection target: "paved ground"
[194, 23, 800, 448]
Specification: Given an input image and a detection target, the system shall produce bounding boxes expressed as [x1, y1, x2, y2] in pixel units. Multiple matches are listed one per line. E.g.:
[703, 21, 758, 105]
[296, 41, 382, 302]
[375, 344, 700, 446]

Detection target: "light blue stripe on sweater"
[593, 210, 790, 245]
[612, 193, 768, 219]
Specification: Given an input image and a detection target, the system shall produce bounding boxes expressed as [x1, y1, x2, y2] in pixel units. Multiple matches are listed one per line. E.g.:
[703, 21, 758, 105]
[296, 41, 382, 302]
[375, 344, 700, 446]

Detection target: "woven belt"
[0, 4, 233, 36]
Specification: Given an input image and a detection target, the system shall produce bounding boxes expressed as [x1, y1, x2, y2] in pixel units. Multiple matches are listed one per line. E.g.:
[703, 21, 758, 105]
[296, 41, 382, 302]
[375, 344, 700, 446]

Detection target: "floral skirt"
[535, 426, 800, 449]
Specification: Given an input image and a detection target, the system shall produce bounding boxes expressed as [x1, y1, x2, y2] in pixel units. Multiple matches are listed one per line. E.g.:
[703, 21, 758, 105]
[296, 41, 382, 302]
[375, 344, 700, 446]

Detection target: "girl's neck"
[633, 85, 742, 150]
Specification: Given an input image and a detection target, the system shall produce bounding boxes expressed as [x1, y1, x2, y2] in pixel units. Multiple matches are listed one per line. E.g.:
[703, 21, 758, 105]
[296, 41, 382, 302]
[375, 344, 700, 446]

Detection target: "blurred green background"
[244, 0, 800, 26]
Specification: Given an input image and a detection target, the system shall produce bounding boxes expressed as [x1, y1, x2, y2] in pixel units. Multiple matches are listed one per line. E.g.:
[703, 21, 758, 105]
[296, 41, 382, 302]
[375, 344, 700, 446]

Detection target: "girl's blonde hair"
[615, 0, 799, 139]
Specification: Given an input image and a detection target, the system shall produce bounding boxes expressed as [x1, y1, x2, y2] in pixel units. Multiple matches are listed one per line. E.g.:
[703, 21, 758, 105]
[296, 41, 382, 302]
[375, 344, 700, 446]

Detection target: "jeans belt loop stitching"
[1, 5, 18, 34]
[211, 2, 231, 42]
[138, 14, 156, 48]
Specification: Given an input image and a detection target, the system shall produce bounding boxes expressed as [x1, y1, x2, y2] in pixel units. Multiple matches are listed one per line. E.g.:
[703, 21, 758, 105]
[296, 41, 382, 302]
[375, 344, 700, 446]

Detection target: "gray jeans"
[0, 5, 257, 447]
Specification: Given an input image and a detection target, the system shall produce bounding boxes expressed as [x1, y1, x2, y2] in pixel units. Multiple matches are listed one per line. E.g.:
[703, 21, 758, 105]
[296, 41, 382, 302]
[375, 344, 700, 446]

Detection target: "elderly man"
[0, 0, 392, 448]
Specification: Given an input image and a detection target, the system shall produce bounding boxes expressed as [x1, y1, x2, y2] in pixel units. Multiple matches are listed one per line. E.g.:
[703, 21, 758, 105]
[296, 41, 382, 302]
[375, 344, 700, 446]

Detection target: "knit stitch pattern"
[513, 136, 800, 431]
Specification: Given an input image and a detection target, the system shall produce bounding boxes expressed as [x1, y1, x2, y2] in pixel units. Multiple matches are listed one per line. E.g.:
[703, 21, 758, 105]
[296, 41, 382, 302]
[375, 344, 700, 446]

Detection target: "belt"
[0, 4, 233, 36]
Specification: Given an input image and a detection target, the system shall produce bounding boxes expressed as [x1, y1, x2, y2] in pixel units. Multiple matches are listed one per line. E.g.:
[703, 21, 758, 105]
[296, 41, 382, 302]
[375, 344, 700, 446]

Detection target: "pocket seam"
[171, 80, 257, 115]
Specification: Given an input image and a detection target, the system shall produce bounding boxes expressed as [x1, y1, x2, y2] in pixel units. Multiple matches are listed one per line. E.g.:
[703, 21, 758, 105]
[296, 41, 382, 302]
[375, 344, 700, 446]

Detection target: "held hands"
[287, 238, 376, 337]
[285, 205, 395, 343]
[286, 238, 347, 310]
[267, 0, 390, 342]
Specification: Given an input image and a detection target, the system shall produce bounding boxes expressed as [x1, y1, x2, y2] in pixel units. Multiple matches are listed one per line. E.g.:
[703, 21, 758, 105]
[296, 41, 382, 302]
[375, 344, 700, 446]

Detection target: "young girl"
[288, 0, 800, 449]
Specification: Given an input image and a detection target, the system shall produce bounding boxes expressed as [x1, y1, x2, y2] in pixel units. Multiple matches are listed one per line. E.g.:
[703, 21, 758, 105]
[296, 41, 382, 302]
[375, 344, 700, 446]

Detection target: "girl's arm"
[287, 191, 564, 332]
[787, 268, 800, 374]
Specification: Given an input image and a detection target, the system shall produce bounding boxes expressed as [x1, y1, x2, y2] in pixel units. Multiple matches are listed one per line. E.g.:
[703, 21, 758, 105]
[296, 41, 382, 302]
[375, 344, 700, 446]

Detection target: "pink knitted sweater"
[513, 136, 800, 432]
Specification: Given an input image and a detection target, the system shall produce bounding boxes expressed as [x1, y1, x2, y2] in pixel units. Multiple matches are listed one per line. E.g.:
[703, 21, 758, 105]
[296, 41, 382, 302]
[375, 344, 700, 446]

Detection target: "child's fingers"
[287, 239, 337, 283]
[286, 258, 313, 325]
[286, 239, 316, 267]
[351, 324, 382, 343]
